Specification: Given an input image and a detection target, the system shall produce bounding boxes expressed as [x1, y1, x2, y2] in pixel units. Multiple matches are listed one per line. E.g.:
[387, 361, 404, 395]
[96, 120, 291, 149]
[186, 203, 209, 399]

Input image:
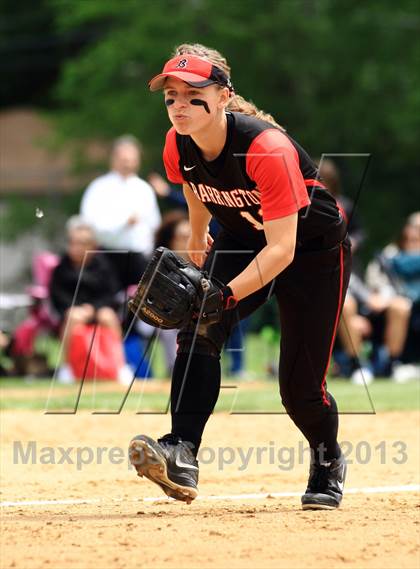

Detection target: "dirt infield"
[1, 409, 419, 569]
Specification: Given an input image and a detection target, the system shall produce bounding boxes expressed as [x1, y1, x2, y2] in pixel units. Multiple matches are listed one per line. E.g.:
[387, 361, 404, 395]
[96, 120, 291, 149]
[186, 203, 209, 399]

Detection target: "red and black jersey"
[163, 112, 344, 249]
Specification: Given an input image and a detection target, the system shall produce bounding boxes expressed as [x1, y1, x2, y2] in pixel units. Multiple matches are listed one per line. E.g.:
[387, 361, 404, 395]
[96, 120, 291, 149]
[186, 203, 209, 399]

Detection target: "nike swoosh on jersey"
[184, 165, 196, 171]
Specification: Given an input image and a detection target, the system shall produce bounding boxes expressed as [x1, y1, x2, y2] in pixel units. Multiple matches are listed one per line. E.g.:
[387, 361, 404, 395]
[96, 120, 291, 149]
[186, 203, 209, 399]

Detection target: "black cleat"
[301, 453, 347, 510]
[128, 434, 199, 504]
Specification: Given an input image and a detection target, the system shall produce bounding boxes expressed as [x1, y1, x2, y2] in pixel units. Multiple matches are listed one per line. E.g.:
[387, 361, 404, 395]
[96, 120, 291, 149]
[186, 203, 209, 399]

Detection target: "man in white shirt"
[80, 135, 161, 290]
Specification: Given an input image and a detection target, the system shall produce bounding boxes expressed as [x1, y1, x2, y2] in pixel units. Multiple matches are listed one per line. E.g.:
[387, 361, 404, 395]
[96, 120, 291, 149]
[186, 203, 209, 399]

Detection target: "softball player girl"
[129, 43, 351, 510]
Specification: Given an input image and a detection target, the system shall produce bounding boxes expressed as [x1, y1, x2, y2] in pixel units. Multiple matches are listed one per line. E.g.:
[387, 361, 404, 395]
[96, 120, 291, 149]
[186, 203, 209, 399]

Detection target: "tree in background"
[3, 0, 420, 261]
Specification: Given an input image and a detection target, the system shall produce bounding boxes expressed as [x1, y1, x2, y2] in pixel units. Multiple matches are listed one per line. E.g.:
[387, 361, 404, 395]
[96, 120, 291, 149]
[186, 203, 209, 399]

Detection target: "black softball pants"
[171, 231, 352, 460]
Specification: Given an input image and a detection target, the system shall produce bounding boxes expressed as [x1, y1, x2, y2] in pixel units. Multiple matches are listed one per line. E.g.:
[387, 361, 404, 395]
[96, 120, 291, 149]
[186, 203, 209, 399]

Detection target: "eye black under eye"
[165, 99, 175, 106]
[190, 99, 210, 113]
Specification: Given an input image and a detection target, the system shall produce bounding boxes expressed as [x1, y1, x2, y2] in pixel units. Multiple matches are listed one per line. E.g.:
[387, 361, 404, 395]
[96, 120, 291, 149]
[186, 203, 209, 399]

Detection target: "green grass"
[1, 333, 418, 413]
[1, 378, 418, 413]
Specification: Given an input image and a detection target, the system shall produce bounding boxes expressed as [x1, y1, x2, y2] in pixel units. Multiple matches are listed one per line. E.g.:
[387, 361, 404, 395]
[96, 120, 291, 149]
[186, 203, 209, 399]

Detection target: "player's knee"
[177, 325, 224, 358]
[177, 336, 220, 358]
[280, 385, 296, 418]
[96, 307, 119, 327]
[388, 295, 411, 316]
[281, 389, 330, 426]
[176, 315, 230, 357]
[65, 306, 86, 325]
[342, 294, 357, 315]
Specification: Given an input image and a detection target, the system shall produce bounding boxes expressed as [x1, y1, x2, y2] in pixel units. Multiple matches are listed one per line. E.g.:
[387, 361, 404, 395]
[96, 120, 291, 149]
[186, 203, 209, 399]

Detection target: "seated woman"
[337, 273, 411, 384]
[362, 213, 420, 382]
[50, 216, 129, 382]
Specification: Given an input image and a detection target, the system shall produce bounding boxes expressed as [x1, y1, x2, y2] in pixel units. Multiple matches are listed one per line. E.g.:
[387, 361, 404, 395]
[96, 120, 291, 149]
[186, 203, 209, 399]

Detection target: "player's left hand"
[194, 280, 238, 325]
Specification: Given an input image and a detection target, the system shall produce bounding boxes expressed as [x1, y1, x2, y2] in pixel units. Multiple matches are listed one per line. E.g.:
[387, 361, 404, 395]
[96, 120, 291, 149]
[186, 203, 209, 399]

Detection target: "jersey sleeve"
[163, 127, 185, 184]
[246, 129, 310, 221]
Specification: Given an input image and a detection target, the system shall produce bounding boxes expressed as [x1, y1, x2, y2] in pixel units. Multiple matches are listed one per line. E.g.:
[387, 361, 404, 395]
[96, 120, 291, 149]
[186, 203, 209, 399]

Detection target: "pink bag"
[68, 324, 124, 381]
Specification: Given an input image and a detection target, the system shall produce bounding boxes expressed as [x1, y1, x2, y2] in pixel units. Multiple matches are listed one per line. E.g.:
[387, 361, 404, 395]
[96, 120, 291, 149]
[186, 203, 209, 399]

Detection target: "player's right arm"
[183, 183, 213, 266]
[163, 127, 213, 265]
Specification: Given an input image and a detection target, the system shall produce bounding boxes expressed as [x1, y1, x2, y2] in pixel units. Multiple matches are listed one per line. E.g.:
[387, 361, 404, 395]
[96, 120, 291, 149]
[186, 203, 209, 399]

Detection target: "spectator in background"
[148, 171, 188, 210]
[50, 217, 129, 382]
[80, 135, 161, 290]
[366, 212, 420, 303]
[391, 216, 420, 302]
[365, 213, 420, 382]
[338, 272, 411, 384]
[155, 210, 191, 256]
[320, 160, 415, 382]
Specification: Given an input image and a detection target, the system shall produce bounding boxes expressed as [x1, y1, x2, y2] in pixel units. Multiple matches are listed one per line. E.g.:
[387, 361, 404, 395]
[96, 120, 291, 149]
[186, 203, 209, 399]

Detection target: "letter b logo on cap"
[176, 58, 188, 69]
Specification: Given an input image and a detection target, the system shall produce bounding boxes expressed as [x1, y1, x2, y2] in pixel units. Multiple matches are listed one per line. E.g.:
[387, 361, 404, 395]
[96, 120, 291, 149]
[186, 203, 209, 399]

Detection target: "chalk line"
[1, 484, 419, 508]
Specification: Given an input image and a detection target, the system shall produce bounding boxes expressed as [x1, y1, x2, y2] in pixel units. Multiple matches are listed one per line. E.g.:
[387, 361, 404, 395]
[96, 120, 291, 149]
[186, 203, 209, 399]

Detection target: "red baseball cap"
[149, 55, 233, 92]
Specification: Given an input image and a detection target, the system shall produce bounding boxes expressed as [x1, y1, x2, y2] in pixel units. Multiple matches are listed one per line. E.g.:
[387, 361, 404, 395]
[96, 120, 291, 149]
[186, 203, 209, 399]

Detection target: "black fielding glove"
[127, 246, 238, 330]
[128, 247, 206, 329]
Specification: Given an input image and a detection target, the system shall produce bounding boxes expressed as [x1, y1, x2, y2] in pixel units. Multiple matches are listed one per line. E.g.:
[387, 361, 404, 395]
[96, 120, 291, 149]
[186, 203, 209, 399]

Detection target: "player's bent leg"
[128, 434, 199, 504]
[281, 393, 347, 509]
[169, 327, 225, 449]
[127, 236, 270, 501]
[128, 329, 224, 502]
[276, 239, 352, 510]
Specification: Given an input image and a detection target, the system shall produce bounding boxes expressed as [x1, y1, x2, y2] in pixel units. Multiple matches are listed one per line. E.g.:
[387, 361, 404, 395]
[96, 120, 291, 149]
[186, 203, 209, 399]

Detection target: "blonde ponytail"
[226, 94, 284, 130]
[172, 43, 285, 130]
